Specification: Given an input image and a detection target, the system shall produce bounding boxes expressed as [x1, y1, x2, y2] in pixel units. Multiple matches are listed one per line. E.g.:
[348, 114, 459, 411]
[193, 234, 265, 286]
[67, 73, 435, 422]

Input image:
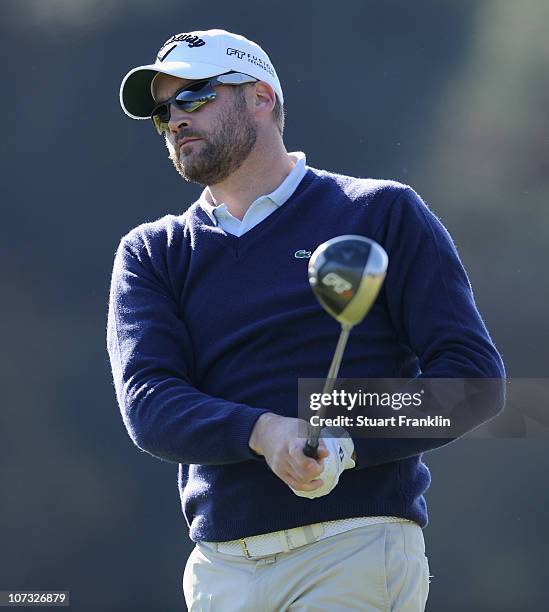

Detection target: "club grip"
[303, 440, 319, 459]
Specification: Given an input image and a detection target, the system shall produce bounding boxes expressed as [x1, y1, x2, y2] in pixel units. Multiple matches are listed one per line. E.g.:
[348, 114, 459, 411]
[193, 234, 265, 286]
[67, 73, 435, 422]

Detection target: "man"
[108, 29, 505, 611]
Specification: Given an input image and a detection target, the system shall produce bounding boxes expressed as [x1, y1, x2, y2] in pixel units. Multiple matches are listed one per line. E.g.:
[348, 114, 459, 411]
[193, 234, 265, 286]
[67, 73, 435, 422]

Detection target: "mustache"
[175, 131, 204, 147]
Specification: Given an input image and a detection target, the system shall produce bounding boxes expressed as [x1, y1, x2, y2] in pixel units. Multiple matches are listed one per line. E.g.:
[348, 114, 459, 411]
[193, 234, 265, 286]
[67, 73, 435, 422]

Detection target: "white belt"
[208, 516, 414, 559]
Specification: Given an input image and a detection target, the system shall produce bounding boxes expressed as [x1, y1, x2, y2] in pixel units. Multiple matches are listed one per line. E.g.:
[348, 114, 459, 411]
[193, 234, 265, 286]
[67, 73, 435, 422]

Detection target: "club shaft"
[303, 324, 352, 457]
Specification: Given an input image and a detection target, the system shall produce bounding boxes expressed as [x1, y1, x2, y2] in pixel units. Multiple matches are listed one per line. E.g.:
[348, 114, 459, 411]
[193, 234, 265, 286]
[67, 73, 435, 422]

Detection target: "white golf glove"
[292, 431, 356, 499]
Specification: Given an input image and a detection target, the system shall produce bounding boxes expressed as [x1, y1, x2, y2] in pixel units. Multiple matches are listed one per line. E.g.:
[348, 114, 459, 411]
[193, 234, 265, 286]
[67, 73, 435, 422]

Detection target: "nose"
[167, 103, 192, 134]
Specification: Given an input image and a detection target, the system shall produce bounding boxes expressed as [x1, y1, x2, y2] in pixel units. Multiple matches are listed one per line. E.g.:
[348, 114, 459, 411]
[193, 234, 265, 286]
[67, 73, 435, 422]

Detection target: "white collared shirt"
[198, 151, 308, 237]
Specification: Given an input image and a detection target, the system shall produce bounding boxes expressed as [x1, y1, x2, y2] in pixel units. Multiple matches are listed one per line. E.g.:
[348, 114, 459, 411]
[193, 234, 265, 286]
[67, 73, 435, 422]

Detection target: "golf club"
[303, 235, 389, 458]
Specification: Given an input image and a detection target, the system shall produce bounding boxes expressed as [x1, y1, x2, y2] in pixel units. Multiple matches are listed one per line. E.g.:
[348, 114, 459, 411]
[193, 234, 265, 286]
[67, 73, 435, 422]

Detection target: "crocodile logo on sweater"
[294, 250, 312, 259]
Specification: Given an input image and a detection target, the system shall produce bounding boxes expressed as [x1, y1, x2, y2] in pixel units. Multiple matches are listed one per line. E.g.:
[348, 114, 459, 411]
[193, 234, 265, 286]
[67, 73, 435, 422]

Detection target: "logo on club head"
[322, 272, 353, 294]
[341, 248, 356, 261]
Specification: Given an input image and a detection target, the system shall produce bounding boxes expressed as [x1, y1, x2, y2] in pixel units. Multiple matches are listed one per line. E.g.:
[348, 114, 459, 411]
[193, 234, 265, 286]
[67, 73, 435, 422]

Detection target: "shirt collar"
[198, 151, 307, 225]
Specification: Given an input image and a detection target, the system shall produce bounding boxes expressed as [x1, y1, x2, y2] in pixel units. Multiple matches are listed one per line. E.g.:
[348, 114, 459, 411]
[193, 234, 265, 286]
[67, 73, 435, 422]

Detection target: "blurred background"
[1, 0, 548, 610]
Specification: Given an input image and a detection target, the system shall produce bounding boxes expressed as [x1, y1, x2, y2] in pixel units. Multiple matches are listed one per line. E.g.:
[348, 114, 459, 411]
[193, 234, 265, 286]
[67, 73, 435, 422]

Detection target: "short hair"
[272, 95, 285, 136]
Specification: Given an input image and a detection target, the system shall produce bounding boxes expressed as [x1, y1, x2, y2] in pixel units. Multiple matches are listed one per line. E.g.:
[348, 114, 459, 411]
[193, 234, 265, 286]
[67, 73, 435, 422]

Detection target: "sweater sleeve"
[106, 235, 270, 465]
[352, 187, 506, 468]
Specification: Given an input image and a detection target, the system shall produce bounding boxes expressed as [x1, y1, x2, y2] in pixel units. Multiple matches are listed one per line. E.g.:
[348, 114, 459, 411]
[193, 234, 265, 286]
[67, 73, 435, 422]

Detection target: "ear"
[251, 81, 276, 118]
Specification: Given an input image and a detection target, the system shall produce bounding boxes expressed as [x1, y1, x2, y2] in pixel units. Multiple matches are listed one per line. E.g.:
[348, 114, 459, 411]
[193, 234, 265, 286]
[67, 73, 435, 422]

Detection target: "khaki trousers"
[183, 522, 430, 611]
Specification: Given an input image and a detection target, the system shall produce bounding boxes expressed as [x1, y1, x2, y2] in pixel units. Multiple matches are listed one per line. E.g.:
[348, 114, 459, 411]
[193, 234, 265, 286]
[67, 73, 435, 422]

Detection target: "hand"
[249, 413, 329, 493]
[291, 433, 356, 499]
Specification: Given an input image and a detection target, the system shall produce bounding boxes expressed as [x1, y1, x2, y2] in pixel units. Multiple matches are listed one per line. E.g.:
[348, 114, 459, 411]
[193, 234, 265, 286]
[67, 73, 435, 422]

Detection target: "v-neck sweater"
[107, 167, 505, 542]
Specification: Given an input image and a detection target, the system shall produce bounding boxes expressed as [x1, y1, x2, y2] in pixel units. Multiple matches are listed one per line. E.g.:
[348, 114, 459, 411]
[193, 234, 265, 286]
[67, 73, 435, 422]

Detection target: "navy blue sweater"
[107, 168, 505, 542]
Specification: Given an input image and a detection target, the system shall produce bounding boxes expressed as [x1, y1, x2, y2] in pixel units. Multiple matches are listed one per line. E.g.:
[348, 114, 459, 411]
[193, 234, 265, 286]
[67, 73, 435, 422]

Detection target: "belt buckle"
[239, 538, 252, 559]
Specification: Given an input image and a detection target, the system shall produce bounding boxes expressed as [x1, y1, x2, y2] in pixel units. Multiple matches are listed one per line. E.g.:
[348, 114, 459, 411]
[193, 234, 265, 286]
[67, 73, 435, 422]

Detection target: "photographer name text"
[309, 414, 451, 428]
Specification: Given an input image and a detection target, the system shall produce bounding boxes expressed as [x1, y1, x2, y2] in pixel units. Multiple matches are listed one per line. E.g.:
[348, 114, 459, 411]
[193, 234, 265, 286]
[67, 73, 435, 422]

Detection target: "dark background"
[1, 0, 548, 610]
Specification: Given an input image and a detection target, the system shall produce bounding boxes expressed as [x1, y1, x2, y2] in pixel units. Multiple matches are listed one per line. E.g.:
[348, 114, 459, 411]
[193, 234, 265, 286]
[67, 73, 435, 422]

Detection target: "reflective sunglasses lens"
[175, 82, 216, 112]
[151, 82, 217, 134]
[152, 115, 168, 135]
[177, 99, 210, 112]
[151, 104, 169, 134]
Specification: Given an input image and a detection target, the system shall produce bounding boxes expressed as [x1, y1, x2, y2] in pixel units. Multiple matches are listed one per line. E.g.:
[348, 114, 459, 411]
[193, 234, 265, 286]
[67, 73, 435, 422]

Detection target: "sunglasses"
[151, 72, 259, 135]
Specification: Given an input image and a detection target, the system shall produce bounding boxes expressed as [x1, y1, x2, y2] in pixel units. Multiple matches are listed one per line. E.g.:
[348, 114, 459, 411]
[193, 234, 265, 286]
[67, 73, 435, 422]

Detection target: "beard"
[166, 90, 257, 186]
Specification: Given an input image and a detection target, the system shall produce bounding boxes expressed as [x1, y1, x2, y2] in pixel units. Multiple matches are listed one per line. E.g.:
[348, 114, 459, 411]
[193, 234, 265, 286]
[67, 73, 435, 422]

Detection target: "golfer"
[107, 29, 505, 611]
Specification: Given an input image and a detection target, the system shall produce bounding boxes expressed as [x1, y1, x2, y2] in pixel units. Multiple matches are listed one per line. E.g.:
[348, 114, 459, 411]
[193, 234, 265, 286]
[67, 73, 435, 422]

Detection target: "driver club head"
[308, 235, 388, 327]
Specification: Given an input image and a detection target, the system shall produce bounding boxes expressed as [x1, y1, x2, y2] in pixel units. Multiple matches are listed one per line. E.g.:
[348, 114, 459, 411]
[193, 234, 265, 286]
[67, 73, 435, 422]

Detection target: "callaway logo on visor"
[157, 33, 206, 61]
